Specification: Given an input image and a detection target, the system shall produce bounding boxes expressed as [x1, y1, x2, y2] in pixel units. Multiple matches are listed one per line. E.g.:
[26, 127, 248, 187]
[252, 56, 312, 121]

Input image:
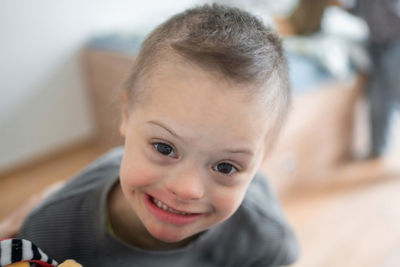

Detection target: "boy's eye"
[153, 142, 176, 157]
[213, 162, 238, 175]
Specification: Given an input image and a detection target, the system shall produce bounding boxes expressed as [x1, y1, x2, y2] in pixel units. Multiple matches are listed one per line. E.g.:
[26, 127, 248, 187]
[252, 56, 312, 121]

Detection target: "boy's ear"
[119, 91, 129, 137]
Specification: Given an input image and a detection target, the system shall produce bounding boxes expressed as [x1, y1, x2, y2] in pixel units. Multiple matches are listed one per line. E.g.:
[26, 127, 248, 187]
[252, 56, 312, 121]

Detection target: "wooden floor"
[284, 169, 400, 267]
[0, 144, 399, 266]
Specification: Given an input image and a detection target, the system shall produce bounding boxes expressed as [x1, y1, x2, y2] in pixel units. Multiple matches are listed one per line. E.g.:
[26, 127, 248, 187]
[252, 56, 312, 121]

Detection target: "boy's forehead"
[140, 55, 262, 105]
[141, 61, 254, 112]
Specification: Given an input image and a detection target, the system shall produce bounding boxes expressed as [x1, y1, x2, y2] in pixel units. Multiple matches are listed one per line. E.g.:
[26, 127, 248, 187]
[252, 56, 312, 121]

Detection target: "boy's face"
[119, 58, 274, 246]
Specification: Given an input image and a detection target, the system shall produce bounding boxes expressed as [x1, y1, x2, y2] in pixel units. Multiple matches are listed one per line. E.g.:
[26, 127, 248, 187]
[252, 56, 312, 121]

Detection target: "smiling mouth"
[144, 194, 204, 225]
[150, 196, 195, 215]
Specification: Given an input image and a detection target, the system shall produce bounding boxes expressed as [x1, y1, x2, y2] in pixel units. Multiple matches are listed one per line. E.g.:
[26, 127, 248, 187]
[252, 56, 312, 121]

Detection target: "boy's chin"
[147, 225, 200, 247]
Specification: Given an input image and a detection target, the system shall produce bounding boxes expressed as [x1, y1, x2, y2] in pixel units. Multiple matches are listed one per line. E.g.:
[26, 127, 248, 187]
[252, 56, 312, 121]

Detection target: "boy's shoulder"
[35, 146, 123, 208]
[241, 172, 300, 265]
[17, 147, 124, 262]
[203, 172, 300, 266]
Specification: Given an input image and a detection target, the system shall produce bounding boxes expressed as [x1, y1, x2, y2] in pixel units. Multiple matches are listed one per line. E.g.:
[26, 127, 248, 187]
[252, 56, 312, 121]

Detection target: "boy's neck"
[107, 180, 198, 250]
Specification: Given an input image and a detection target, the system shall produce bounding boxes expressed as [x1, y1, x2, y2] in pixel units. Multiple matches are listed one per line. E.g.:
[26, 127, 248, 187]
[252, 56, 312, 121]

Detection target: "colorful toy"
[0, 239, 81, 267]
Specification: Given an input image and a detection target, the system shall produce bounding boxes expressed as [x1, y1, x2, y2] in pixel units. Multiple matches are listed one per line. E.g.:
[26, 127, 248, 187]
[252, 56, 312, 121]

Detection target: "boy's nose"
[164, 165, 205, 201]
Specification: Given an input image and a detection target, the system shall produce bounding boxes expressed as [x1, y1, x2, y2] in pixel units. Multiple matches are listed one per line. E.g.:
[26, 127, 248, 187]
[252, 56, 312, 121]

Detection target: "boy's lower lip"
[143, 194, 204, 226]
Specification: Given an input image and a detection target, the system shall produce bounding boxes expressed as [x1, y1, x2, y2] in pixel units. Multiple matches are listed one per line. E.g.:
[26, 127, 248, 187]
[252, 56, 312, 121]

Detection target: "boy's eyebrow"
[147, 120, 183, 140]
[222, 148, 254, 156]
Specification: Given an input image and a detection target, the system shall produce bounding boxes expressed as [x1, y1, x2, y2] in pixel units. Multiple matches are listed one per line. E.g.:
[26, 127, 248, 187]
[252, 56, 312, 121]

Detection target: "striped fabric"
[0, 239, 58, 267]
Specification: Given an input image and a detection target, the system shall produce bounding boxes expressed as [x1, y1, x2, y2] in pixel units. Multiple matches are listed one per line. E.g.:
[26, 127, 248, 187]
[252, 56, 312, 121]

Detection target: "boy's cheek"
[120, 153, 161, 189]
[211, 187, 246, 218]
[121, 163, 160, 189]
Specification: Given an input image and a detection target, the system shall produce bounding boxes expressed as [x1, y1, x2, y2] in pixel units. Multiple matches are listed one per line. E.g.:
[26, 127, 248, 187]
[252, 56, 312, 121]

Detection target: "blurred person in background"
[286, 0, 400, 159]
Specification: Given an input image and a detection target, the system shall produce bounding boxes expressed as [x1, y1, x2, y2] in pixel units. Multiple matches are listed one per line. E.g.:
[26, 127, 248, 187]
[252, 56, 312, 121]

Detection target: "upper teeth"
[152, 198, 192, 215]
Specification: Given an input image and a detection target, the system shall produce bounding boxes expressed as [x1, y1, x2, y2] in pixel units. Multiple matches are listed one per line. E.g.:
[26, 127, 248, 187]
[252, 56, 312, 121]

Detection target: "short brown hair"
[124, 4, 291, 144]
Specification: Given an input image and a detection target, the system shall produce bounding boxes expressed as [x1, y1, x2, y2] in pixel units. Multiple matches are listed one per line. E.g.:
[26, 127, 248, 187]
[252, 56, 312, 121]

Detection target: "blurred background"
[1, 0, 400, 266]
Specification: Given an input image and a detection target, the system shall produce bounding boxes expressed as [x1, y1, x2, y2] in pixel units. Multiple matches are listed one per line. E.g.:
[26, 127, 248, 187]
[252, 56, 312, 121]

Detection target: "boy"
[18, 4, 299, 266]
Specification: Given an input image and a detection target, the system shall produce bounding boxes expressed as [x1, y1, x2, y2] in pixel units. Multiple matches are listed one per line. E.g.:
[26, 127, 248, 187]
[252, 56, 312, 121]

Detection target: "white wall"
[0, 0, 200, 172]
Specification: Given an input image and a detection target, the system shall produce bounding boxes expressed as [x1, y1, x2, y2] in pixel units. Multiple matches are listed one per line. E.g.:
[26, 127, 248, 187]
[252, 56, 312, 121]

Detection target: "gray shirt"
[19, 147, 299, 267]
